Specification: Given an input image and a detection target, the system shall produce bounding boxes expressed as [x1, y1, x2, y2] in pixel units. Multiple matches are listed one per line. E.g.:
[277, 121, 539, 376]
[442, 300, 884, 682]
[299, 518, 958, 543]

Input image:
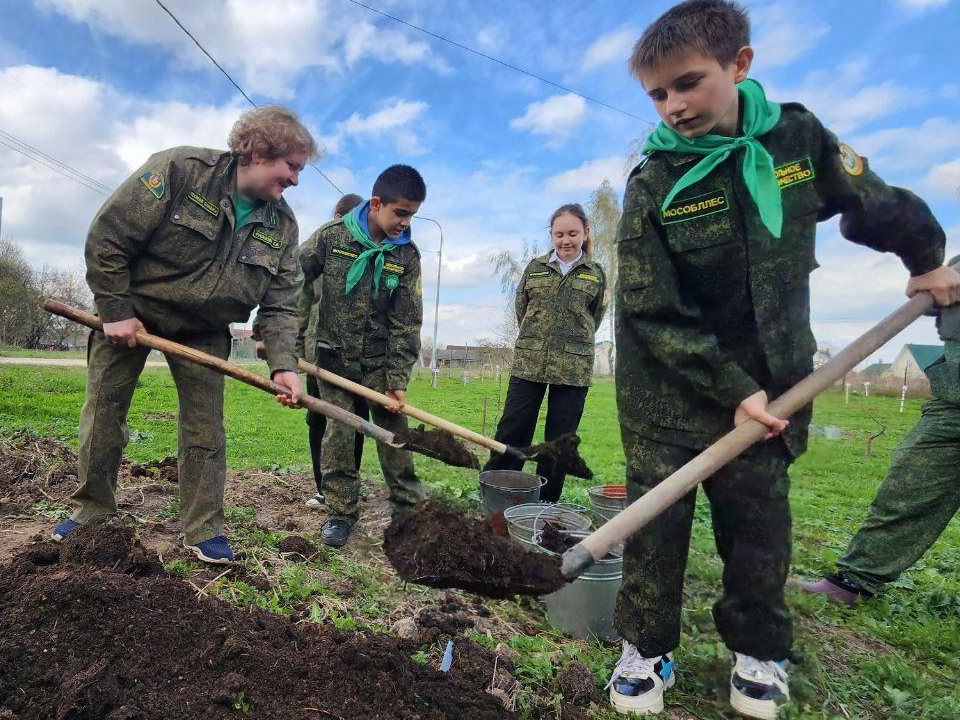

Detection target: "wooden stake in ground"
[42, 300, 479, 469]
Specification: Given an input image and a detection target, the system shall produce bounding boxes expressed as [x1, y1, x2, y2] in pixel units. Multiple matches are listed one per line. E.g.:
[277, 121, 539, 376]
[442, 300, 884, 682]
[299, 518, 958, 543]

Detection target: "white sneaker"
[305, 492, 325, 508]
[729, 652, 789, 719]
[606, 641, 676, 715]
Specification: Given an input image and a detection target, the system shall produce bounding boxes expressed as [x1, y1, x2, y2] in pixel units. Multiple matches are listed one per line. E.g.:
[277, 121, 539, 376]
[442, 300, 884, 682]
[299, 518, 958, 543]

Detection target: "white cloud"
[321, 99, 429, 156]
[766, 59, 910, 135]
[580, 27, 636, 73]
[751, 2, 829, 70]
[35, 0, 447, 97]
[893, 0, 953, 8]
[545, 156, 625, 194]
[510, 93, 588, 143]
[849, 117, 960, 174]
[923, 157, 960, 196]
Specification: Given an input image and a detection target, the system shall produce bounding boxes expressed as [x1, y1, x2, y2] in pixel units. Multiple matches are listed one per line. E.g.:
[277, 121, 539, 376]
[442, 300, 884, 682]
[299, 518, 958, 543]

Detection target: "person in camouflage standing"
[51, 106, 316, 565]
[483, 203, 606, 503]
[297, 165, 427, 548]
[256, 193, 367, 508]
[799, 280, 960, 605]
[607, 3, 960, 718]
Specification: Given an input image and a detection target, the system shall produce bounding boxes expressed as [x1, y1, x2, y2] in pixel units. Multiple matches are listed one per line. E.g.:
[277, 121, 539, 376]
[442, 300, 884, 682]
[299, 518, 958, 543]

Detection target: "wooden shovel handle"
[562, 290, 935, 579]
[43, 300, 400, 447]
[297, 357, 510, 454]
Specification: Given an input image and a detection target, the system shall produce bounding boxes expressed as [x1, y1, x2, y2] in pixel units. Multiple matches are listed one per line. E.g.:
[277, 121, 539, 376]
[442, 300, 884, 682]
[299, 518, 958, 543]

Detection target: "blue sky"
[1, 0, 959, 363]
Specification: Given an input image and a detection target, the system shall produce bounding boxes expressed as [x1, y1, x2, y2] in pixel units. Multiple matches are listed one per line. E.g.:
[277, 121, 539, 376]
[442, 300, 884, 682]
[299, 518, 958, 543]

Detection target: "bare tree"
[489, 237, 542, 296]
[587, 179, 622, 373]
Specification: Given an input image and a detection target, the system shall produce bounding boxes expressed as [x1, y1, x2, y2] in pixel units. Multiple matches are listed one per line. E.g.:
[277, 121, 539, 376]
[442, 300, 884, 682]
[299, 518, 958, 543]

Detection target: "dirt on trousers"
[383, 501, 567, 599]
[0, 525, 514, 720]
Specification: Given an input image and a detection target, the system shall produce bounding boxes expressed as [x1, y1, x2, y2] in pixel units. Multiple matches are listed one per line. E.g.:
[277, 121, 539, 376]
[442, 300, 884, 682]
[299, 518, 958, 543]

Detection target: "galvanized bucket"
[502, 503, 592, 552]
[587, 484, 629, 525]
[478, 470, 546, 516]
[537, 528, 623, 641]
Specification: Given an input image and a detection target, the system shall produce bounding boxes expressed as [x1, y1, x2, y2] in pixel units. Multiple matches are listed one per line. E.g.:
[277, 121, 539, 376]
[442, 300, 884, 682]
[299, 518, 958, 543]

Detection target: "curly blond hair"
[228, 105, 319, 166]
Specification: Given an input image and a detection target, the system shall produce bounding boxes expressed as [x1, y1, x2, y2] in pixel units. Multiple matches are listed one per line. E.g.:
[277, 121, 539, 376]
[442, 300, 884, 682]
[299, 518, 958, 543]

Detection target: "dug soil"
[395, 424, 480, 470]
[383, 500, 566, 599]
[521, 433, 592, 480]
[0, 525, 514, 720]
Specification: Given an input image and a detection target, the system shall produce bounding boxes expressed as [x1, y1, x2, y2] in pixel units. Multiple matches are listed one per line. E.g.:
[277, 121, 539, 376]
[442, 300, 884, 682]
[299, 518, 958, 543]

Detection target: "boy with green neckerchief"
[297, 165, 427, 548]
[608, 2, 960, 718]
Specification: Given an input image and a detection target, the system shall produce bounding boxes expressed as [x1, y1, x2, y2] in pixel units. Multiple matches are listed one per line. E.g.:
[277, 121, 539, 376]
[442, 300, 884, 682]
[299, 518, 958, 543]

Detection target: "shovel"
[291, 355, 592, 478]
[43, 300, 476, 467]
[560, 289, 937, 580]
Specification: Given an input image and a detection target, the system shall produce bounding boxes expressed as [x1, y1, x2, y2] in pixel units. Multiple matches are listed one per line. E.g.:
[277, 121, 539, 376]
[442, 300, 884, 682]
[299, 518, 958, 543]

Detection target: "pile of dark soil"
[0, 435, 77, 508]
[128, 455, 178, 483]
[0, 526, 514, 719]
[276, 534, 318, 560]
[555, 661, 603, 720]
[522, 433, 592, 480]
[383, 501, 567, 599]
[396, 424, 480, 470]
[538, 521, 581, 554]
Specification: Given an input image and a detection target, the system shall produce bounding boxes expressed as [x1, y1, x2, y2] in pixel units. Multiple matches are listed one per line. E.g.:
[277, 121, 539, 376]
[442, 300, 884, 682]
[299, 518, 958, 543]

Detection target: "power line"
[0, 137, 110, 196]
[335, 0, 656, 127]
[153, 0, 344, 195]
[0, 130, 113, 193]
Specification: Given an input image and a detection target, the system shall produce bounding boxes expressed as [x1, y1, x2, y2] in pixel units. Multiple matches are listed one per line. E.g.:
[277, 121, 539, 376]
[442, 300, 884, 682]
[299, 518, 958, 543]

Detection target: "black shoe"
[321, 519, 352, 547]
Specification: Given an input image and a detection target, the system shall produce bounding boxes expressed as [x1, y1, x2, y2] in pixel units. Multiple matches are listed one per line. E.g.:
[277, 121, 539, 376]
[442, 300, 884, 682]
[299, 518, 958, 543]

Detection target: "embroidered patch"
[576, 273, 600, 283]
[186, 190, 220, 217]
[415, 275, 422, 298]
[838, 143, 864, 176]
[252, 227, 281, 249]
[383, 261, 405, 274]
[527, 270, 551, 278]
[331, 246, 359, 260]
[775, 158, 816, 189]
[661, 188, 728, 225]
[384, 274, 401, 290]
[139, 172, 165, 199]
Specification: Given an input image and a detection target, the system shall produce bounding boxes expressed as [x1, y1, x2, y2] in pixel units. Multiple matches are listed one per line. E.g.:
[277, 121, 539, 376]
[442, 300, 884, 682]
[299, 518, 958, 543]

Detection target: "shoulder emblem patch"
[775, 158, 816, 189]
[252, 227, 281, 249]
[661, 188, 728, 225]
[838, 143, 864, 177]
[139, 172, 165, 199]
[186, 190, 220, 217]
[415, 275, 422, 298]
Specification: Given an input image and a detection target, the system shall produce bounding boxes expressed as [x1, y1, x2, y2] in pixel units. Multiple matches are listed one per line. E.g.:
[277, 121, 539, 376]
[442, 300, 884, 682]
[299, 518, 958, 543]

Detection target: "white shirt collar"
[549, 248, 583, 276]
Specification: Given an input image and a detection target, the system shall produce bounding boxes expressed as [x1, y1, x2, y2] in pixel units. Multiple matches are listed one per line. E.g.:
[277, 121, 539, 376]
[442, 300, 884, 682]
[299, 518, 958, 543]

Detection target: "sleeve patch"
[139, 172, 165, 199]
[838, 143, 864, 176]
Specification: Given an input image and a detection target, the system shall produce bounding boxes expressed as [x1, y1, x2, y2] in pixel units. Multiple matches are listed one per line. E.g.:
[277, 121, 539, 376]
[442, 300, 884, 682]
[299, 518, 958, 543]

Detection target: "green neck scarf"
[342, 210, 398, 295]
[643, 79, 783, 238]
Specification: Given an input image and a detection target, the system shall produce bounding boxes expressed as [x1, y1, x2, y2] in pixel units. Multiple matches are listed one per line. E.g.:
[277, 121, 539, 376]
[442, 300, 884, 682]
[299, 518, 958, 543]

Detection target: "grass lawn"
[2, 361, 959, 719]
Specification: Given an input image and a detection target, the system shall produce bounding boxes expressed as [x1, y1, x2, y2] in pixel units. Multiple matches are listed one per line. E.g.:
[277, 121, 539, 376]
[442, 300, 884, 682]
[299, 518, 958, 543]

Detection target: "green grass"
[3, 363, 960, 718]
[0, 344, 89, 359]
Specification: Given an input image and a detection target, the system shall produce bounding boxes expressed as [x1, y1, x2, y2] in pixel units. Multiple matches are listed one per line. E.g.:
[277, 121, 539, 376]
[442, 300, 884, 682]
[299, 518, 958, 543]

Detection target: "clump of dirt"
[538, 521, 580, 554]
[128, 455, 178, 483]
[556, 661, 602, 707]
[0, 434, 77, 508]
[522, 433, 592, 479]
[276, 535, 318, 560]
[396, 424, 480, 470]
[383, 500, 567, 599]
[416, 595, 478, 642]
[59, 522, 164, 577]
[0, 528, 514, 719]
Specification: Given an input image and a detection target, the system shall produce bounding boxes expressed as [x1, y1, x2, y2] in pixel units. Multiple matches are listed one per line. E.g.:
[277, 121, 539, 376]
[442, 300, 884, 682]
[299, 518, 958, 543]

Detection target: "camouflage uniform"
[615, 103, 945, 659]
[77, 146, 301, 545]
[297, 218, 424, 524]
[834, 303, 960, 594]
[485, 253, 607, 502]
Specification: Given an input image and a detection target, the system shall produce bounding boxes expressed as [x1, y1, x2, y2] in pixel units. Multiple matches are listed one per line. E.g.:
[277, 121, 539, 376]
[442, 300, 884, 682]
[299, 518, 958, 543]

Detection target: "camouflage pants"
[71, 329, 230, 545]
[836, 398, 960, 594]
[318, 380, 424, 524]
[305, 373, 367, 495]
[615, 430, 793, 660]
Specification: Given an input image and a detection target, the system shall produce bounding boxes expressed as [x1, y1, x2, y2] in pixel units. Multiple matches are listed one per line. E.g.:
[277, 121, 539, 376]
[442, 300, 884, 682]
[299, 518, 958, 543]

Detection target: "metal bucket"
[588, 485, 629, 525]
[502, 503, 592, 552]
[479, 470, 546, 516]
[538, 529, 623, 641]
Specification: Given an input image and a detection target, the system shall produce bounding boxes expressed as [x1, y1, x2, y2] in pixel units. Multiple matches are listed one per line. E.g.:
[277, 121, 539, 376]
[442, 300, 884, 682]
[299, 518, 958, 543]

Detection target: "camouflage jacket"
[616, 103, 945, 455]
[925, 263, 960, 404]
[297, 219, 422, 391]
[84, 146, 302, 374]
[512, 253, 607, 387]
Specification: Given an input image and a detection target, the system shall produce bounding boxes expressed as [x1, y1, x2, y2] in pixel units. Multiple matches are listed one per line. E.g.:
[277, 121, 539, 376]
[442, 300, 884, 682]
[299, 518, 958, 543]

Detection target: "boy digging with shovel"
[609, 2, 960, 717]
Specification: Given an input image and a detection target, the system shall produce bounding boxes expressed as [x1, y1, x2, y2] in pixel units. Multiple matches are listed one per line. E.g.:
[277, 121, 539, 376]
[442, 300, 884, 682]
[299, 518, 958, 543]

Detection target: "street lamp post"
[416, 215, 443, 388]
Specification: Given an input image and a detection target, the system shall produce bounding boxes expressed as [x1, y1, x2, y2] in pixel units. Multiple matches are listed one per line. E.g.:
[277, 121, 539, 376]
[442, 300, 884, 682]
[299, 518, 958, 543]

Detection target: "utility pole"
[416, 215, 444, 388]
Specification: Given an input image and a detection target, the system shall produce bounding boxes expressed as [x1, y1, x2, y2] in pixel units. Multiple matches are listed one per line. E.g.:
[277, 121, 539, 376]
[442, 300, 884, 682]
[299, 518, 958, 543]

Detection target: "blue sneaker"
[51, 519, 81, 542]
[184, 536, 234, 565]
[607, 641, 675, 715]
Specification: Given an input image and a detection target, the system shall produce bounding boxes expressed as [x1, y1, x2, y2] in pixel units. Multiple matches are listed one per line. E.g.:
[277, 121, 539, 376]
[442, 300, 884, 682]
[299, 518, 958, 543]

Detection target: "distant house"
[887, 343, 942, 384]
[593, 340, 614, 376]
[229, 323, 256, 360]
[859, 362, 891, 381]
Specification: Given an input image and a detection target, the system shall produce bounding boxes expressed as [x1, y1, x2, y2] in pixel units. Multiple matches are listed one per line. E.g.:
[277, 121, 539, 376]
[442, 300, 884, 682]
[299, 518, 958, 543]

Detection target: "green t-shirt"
[234, 194, 262, 230]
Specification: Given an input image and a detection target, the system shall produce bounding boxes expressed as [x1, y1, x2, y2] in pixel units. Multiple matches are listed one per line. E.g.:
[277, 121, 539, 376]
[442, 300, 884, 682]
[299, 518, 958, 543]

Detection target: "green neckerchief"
[643, 79, 783, 238]
[342, 210, 398, 295]
[233, 194, 261, 230]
